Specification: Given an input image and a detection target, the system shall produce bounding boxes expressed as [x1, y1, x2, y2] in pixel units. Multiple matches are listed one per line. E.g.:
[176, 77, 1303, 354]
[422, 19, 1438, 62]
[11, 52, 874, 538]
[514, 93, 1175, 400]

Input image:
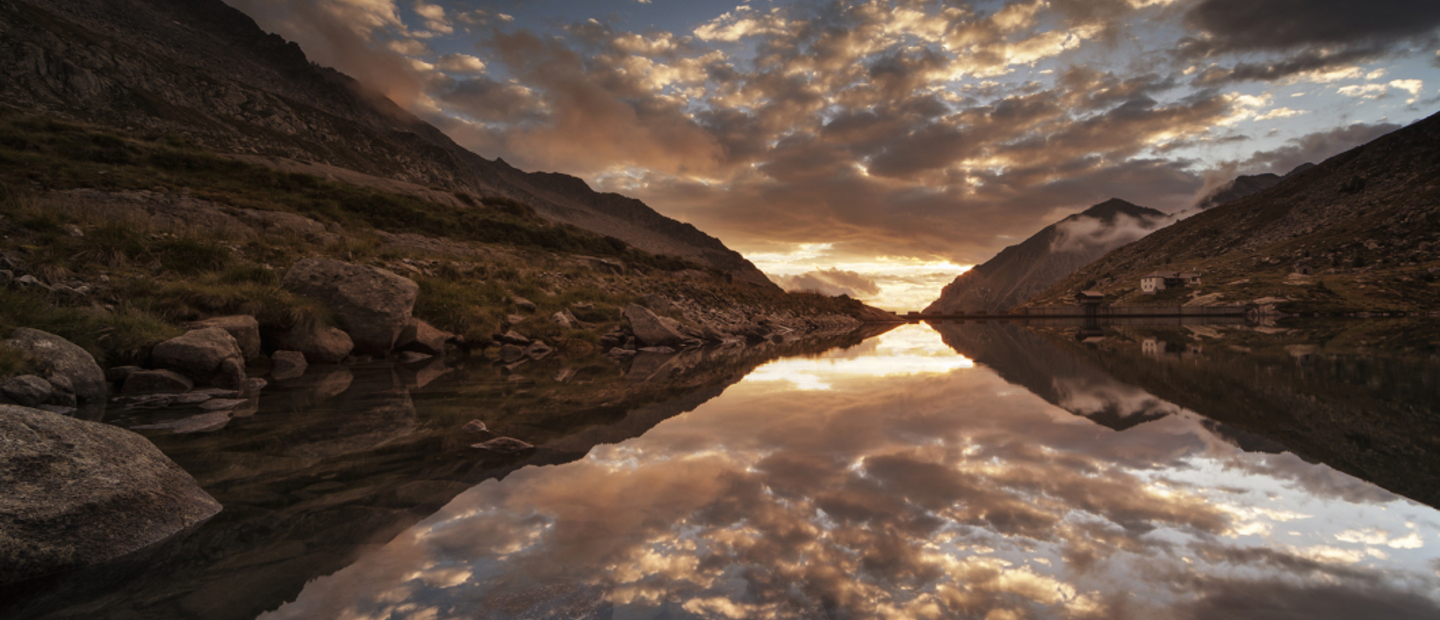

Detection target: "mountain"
[924, 199, 1167, 314]
[1027, 111, 1440, 313]
[1193, 163, 1315, 211]
[0, 0, 772, 286]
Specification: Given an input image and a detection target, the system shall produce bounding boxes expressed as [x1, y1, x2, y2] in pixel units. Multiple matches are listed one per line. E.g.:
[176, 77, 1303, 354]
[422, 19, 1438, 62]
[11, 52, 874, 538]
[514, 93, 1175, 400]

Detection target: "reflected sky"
[265, 325, 1440, 620]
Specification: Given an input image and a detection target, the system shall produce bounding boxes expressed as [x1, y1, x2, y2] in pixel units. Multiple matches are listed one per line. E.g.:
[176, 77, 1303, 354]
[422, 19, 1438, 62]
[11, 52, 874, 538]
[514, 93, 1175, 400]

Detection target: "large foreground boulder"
[150, 327, 245, 388]
[2, 328, 106, 411]
[0, 405, 222, 585]
[623, 303, 683, 347]
[282, 259, 419, 355]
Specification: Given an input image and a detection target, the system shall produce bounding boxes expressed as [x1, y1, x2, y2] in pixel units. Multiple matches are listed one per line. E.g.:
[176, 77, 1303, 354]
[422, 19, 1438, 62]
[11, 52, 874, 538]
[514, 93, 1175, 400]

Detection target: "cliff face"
[1027, 113, 1440, 313]
[924, 199, 1167, 314]
[0, 0, 774, 286]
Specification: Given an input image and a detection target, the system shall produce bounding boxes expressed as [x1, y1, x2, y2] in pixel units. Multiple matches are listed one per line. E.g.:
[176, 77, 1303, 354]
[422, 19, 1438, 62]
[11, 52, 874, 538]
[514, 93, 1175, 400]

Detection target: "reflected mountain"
[1, 327, 893, 620]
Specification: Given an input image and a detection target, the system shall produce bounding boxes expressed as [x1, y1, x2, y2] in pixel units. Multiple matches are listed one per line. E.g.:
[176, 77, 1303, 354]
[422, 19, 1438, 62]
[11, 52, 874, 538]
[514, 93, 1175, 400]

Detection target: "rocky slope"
[1193, 164, 1314, 211]
[1028, 112, 1440, 313]
[924, 199, 1167, 314]
[0, 0, 773, 286]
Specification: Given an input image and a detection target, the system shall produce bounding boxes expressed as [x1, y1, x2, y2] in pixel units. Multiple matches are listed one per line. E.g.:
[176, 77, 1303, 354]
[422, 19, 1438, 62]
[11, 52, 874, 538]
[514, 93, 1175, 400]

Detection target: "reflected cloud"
[266, 325, 1440, 620]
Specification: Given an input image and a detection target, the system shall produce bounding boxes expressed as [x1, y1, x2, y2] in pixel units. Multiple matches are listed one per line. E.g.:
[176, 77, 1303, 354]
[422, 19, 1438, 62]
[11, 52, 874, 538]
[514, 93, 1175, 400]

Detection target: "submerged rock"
[0, 405, 221, 585]
[270, 350, 308, 380]
[121, 369, 195, 395]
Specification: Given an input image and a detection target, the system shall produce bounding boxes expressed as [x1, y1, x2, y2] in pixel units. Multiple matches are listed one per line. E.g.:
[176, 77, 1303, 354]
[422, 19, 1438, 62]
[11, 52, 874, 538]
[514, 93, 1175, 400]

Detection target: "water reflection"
[266, 324, 1440, 620]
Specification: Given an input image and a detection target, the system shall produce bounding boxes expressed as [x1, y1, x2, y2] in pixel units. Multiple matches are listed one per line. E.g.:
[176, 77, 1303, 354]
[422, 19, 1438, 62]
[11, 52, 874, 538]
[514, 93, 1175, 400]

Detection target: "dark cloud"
[1237, 122, 1402, 175]
[434, 76, 547, 124]
[1185, 0, 1440, 53]
[771, 268, 882, 297]
[1182, 579, 1440, 620]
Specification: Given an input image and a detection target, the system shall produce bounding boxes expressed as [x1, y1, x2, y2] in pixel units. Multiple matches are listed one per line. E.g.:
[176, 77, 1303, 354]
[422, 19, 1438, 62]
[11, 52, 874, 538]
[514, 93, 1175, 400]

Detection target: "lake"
[8, 320, 1440, 619]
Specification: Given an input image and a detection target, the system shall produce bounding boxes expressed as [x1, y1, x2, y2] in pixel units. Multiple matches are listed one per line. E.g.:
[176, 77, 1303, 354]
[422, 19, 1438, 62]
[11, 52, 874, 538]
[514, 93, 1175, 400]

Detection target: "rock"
[510, 296, 537, 312]
[199, 398, 248, 411]
[608, 348, 638, 358]
[106, 365, 143, 385]
[471, 436, 534, 455]
[270, 350, 307, 380]
[3, 328, 106, 411]
[14, 275, 49, 291]
[525, 341, 553, 360]
[36, 405, 76, 416]
[272, 325, 353, 364]
[397, 351, 432, 364]
[505, 314, 526, 326]
[579, 256, 625, 275]
[244, 378, 268, 393]
[1, 375, 53, 407]
[395, 318, 448, 356]
[551, 311, 574, 329]
[498, 344, 526, 363]
[571, 302, 595, 312]
[638, 346, 676, 354]
[281, 258, 419, 355]
[121, 369, 194, 395]
[64, 224, 84, 237]
[130, 411, 232, 434]
[214, 357, 245, 390]
[151, 327, 245, 387]
[623, 303, 683, 347]
[499, 330, 531, 346]
[189, 315, 261, 361]
[0, 405, 221, 585]
[462, 420, 489, 434]
[641, 294, 673, 315]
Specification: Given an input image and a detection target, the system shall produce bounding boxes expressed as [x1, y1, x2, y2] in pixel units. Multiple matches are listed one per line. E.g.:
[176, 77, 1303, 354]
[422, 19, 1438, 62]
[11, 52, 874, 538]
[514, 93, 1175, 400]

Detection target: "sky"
[227, 0, 1440, 309]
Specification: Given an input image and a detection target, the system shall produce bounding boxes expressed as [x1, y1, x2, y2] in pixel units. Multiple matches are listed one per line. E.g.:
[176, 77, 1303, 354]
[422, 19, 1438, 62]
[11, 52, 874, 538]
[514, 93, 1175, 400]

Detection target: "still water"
[259, 324, 1440, 620]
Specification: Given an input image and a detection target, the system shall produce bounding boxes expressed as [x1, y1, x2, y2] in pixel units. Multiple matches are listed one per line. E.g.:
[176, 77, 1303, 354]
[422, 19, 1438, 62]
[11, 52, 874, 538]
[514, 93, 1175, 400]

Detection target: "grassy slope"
[0, 107, 886, 370]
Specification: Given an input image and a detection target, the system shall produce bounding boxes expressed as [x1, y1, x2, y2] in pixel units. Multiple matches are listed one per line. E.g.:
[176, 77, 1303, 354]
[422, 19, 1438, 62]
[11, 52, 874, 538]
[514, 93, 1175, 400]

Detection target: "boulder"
[281, 258, 419, 355]
[0, 405, 221, 585]
[498, 344, 526, 363]
[2, 328, 106, 411]
[272, 325, 353, 364]
[189, 315, 261, 361]
[395, 318, 449, 356]
[525, 341, 553, 360]
[270, 350, 308, 380]
[150, 327, 245, 387]
[471, 436, 534, 455]
[623, 304, 683, 347]
[106, 365, 143, 385]
[510, 296, 537, 312]
[551, 311, 574, 330]
[498, 330, 531, 346]
[0, 375, 52, 407]
[121, 369, 194, 395]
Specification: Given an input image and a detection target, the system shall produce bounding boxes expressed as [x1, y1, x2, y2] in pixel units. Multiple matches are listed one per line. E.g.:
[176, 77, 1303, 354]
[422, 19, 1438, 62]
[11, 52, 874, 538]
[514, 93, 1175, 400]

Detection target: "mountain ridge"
[0, 0, 775, 286]
[1026, 112, 1440, 312]
[924, 198, 1167, 314]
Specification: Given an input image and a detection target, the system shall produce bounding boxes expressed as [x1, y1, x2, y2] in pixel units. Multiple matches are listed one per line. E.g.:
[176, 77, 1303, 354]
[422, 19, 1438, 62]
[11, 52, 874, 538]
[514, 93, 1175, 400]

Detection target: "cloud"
[1235, 122, 1402, 175]
[770, 268, 883, 297]
[1049, 212, 1169, 254]
[1184, 0, 1440, 53]
[434, 53, 485, 74]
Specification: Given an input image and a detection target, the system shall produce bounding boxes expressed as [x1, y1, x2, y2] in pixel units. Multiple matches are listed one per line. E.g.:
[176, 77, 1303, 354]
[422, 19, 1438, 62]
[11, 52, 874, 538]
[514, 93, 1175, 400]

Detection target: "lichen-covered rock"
[623, 303, 683, 347]
[0, 405, 221, 585]
[2, 328, 106, 412]
[189, 315, 262, 361]
[150, 327, 245, 387]
[281, 259, 418, 355]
